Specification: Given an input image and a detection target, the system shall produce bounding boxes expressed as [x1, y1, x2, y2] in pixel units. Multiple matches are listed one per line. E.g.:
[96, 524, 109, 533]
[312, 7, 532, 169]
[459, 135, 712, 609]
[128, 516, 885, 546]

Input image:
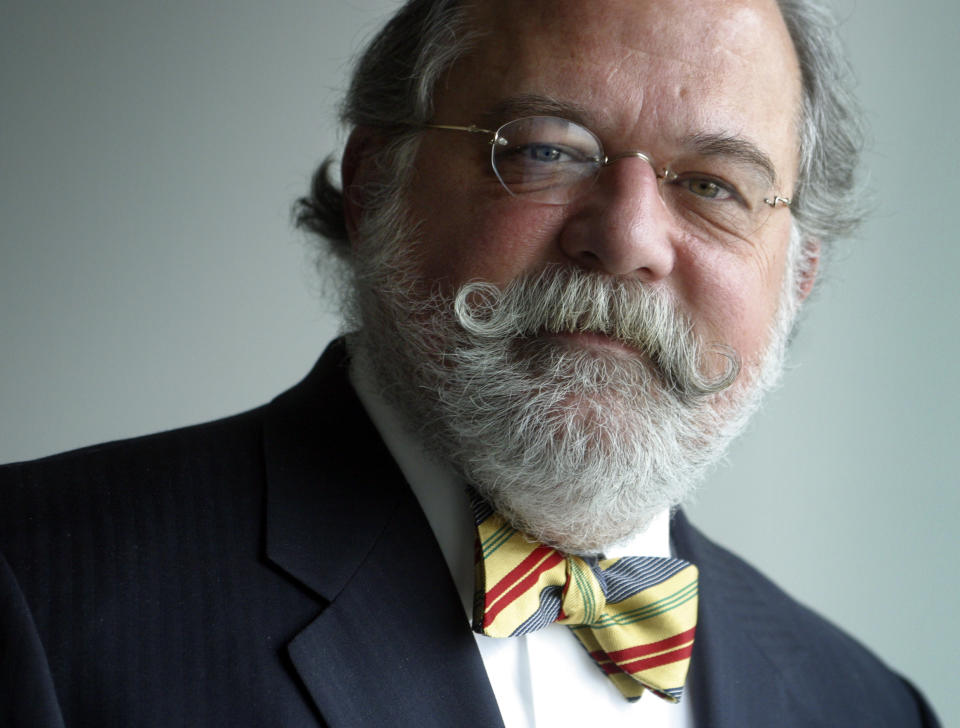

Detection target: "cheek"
[674, 236, 789, 359]
[411, 193, 570, 289]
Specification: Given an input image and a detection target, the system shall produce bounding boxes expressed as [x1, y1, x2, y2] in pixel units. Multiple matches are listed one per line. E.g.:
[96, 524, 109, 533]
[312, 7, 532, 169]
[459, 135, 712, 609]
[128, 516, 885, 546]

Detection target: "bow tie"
[471, 496, 698, 702]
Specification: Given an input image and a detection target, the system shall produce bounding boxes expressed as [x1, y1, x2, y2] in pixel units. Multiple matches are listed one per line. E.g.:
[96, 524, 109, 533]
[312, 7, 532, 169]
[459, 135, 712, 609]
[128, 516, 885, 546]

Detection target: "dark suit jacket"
[0, 341, 940, 727]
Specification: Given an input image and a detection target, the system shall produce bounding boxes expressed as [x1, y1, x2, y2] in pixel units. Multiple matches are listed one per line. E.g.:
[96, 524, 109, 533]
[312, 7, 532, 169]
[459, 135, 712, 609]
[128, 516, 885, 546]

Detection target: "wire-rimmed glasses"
[425, 115, 792, 244]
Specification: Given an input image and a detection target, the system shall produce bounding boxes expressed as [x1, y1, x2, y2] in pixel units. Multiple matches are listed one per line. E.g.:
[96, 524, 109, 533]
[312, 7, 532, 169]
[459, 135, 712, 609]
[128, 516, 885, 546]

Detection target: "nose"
[558, 156, 676, 281]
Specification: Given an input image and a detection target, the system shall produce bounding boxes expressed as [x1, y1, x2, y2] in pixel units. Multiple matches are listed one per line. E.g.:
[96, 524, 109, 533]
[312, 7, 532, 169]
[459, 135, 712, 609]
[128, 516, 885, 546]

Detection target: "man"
[0, 0, 941, 726]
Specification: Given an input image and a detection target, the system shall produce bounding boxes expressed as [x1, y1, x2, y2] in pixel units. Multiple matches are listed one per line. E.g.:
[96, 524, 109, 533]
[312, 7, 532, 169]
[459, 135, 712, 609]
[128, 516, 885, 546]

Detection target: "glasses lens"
[659, 162, 779, 242]
[491, 117, 602, 204]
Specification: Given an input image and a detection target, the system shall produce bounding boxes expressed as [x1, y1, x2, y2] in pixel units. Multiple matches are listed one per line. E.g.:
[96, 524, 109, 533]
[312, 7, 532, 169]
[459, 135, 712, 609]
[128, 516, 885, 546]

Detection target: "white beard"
[346, 187, 799, 554]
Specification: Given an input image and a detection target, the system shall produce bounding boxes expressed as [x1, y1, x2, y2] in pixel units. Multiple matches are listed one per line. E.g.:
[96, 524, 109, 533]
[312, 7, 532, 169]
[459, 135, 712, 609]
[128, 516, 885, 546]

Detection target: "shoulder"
[673, 511, 941, 726]
[0, 340, 354, 526]
[0, 405, 268, 534]
[0, 340, 359, 586]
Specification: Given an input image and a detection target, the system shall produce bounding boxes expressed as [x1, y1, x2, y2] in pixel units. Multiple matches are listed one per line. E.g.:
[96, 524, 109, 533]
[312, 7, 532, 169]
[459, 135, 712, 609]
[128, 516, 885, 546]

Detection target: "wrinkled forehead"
[470, 0, 796, 60]
[442, 0, 802, 181]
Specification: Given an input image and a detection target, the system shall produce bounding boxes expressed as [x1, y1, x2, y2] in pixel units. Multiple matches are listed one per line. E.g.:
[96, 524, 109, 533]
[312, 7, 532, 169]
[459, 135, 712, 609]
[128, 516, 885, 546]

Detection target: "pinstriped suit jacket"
[0, 340, 940, 726]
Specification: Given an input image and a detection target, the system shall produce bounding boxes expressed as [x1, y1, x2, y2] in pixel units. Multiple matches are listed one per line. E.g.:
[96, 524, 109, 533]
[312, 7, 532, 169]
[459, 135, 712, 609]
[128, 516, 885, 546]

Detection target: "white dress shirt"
[351, 357, 694, 727]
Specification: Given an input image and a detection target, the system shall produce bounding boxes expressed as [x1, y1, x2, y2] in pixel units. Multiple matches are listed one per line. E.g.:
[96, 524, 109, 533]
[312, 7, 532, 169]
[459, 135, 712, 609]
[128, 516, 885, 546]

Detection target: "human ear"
[797, 236, 820, 301]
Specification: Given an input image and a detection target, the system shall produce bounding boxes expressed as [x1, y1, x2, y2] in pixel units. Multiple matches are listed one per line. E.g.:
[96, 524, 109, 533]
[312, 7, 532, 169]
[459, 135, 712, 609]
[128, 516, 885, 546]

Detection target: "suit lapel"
[672, 510, 827, 727]
[262, 342, 503, 727]
[286, 488, 503, 727]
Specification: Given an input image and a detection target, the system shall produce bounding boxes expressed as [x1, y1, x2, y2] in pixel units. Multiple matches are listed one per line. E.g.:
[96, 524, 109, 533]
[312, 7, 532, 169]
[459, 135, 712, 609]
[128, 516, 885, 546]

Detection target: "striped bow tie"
[471, 497, 699, 702]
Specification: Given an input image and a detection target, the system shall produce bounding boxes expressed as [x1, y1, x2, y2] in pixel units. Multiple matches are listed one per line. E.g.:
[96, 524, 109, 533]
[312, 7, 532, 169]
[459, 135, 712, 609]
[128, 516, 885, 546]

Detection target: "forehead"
[438, 0, 802, 179]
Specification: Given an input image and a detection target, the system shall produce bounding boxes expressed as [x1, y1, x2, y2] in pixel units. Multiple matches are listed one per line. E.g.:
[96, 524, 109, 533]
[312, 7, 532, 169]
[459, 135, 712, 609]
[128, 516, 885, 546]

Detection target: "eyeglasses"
[425, 115, 792, 243]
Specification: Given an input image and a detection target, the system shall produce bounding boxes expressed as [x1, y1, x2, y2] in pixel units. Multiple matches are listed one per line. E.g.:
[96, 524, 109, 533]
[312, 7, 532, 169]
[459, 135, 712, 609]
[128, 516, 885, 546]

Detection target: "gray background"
[2, 0, 957, 722]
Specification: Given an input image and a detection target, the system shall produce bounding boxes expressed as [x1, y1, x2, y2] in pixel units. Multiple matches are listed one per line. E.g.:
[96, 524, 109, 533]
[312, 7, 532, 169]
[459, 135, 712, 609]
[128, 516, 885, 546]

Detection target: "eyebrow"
[480, 94, 781, 188]
[682, 133, 779, 188]
[482, 94, 593, 126]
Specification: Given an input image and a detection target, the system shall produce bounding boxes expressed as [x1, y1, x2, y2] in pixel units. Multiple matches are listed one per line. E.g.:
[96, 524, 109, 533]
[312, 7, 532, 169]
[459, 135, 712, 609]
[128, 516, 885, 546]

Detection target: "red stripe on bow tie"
[599, 627, 697, 663]
[621, 642, 695, 674]
[484, 547, 565, 626]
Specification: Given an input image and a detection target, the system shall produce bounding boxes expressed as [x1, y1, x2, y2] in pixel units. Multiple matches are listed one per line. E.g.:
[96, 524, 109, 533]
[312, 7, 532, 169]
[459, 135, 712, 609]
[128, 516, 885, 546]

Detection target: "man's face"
[405, 0, 802, 379]
[347, 0, 806, 552]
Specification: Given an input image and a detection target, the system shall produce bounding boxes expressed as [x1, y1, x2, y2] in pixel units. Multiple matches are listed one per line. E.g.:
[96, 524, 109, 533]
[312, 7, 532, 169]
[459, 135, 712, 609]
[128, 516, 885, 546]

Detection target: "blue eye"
[522, 144, 569, 163]
[508, 143, 597, 166]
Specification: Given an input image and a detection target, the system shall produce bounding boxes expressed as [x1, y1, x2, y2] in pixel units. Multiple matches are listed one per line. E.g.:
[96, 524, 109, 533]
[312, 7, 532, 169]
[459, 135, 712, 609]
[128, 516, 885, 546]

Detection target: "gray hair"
[777, 0, 866, 248]
[294, 0, 865, 262]
[294, 0, 474, 257]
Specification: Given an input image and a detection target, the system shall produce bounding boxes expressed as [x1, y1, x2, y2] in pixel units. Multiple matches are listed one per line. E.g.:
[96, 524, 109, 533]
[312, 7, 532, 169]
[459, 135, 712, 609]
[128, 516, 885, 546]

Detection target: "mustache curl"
[452, 267, 740, 398]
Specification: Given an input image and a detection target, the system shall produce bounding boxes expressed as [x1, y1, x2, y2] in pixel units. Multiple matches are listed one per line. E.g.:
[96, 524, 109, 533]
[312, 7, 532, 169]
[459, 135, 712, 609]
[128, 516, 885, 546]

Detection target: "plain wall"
[2, 0, 956, 722]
